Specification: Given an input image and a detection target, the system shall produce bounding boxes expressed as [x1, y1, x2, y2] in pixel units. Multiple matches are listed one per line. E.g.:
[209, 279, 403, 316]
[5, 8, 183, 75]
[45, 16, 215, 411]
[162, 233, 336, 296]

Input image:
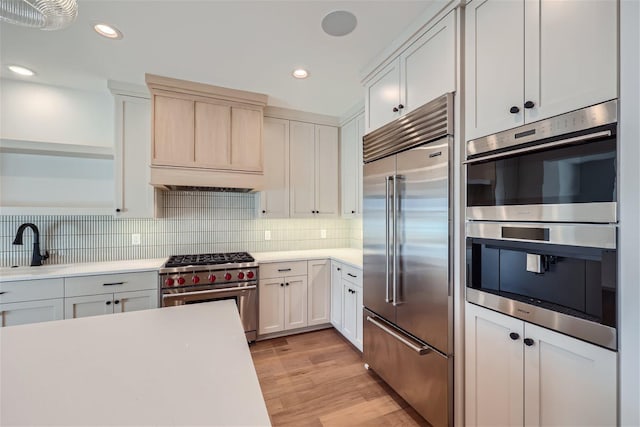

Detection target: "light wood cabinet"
[465, 302, 617, 427]
[307, 259, 331, 326]
[465, 0, 617, 140]
[194, 101, 230, 168]
[290, 121, 339, 218]
[153, 95, 195, 166]
[364, 10, 456, 133]
[258, 117, 290, 218]
[340, 113, 365, 217]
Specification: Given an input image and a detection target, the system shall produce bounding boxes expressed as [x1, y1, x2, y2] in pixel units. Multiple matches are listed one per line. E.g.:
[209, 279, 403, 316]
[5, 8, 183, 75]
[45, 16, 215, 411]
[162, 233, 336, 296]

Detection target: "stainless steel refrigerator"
[363, 93, 453, 427]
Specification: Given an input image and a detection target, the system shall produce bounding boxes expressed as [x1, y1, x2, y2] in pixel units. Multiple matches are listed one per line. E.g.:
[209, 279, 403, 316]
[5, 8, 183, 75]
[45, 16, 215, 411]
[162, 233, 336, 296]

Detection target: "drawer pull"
[277, 268, 292, 272]
[0, 292, 6, 295]
[347, 273, 357, 278]
[103, 282, 125, 286]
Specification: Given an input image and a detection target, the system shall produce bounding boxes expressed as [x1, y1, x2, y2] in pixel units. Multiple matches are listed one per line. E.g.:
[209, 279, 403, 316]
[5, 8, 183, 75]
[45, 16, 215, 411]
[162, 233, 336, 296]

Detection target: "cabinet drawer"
[260, 261, 307, 279]
[341, 265, 363, 287]
[0, 279, 64, 304]
[65, 271, 157, 297]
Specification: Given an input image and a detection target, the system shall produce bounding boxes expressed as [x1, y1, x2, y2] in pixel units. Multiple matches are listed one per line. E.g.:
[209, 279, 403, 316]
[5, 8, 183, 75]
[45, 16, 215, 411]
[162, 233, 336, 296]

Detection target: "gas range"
[159, 252, 258, 287]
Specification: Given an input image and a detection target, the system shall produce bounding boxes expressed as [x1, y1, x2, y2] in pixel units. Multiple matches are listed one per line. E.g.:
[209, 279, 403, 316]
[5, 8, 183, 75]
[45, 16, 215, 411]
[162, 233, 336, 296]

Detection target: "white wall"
[619, 0, 640, 425]
[0, 78, 113, 147]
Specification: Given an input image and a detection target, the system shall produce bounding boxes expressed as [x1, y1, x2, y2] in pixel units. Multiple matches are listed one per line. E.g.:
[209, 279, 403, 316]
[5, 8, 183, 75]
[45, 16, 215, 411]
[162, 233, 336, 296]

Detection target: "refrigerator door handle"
[392, 174, 402, 306]
[366, 315, 431, 355]
[385, 175, 392, 303]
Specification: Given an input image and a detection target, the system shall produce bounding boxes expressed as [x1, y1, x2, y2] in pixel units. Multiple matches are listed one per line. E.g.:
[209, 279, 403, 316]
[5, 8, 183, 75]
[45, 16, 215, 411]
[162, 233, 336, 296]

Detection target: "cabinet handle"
[509, 332, 520, 340]
[524, 100, 535, 109]
[0, 292, 6, 295]
[398, 104, 404, 110]
[509, 106, 520, 114]
[524, 338, 535, 346]
[114, 300, 120, 305]
[103, 282, 124, 286]
[347, 273, 357, 278]
[278, 268, 291, 272]
[392, 106, 399, 113]
[106, 301, 112, 306]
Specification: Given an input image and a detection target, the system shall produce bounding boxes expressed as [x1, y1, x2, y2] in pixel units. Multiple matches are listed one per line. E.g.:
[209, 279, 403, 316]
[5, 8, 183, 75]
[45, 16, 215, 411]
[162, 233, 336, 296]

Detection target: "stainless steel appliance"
[466, 99, 618, 223]
[363, 93, 454, 427]
[159, 252, 258, 342]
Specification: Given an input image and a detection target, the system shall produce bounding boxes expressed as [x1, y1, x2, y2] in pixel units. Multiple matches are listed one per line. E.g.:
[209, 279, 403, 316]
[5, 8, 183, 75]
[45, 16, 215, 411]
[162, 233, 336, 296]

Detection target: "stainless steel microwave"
[465, 99, 618, 224]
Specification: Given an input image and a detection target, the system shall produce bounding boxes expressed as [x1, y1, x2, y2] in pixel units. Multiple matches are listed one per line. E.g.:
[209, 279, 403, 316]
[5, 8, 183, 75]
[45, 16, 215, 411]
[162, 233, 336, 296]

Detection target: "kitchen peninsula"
[0, 300, 270, 426]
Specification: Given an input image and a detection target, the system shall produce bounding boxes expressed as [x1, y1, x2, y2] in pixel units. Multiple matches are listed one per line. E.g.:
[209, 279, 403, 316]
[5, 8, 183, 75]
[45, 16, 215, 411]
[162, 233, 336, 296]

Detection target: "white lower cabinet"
[465, 302, 617, 427]
[0, 278, 65, 327]
[307, 259, 330, 326]
[331, 262, 363, 351]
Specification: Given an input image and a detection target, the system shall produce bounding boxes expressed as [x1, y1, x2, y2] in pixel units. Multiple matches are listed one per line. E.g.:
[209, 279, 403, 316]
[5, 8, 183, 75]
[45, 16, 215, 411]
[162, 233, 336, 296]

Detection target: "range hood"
[150, 165, 264, 193]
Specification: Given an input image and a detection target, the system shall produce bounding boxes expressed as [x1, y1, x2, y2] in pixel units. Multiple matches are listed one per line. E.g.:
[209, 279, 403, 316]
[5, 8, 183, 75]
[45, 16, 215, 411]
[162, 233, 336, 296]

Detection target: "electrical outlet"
[131, 233, 141, 245]
[264, 230, 271, 241]
[320, 229, 327, 239]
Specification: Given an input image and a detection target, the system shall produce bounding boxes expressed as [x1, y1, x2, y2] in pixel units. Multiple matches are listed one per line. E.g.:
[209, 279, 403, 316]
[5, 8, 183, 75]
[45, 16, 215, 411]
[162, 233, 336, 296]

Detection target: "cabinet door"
[307, 259, 331, 326]
[465, 0, 524, 140]
[356, 114, 365, 215]
[231, 107, 263, 172]
[0, 299, 64, 327]
[524, 0, 617, 123]
[341, 118, 358, 217]
[65, 294, 114, 319]
[354, 285, 363, 351]
[289, 121, 316, 217]
[260, 117, 289, 218]
[113, 290, 158, 314]
[342, 282, 357, 343]
[315, 125, 339, 217]
[465, 303, 524, 427]
[114, 95, 154, 218]
[365, 58, 401, 133]
[152, 95, 194, 166]
[330, 262, 343, 328]
[258, 278, 285, 335]
[284, 275, 308, 330]
[400, 10, 456, 114]
[523, 322, 617, 427]
[194, 101, 231, 169]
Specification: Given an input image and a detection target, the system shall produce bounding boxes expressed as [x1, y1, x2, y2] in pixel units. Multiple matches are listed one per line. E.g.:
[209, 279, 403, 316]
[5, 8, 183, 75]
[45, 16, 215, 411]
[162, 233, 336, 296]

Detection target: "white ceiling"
[0, 1, 433, 117]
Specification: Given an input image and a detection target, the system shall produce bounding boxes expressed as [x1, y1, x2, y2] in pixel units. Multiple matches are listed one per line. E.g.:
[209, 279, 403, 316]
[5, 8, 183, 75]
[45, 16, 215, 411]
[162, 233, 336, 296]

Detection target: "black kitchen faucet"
[13, 223, 49, 266]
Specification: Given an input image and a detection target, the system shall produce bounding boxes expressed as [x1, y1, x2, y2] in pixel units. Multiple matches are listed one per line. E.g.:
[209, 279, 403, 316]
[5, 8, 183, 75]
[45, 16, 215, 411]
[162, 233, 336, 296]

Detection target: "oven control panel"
[160, 268, 258, 288]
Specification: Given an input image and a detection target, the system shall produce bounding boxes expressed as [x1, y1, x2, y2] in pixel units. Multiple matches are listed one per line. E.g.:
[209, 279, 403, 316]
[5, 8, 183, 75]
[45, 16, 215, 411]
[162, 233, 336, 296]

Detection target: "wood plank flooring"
[250, 328, 429, 426]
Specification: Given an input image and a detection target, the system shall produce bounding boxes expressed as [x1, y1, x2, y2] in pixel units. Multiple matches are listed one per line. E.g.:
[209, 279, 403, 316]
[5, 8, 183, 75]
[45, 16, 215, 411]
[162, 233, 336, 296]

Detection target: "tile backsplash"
[1, 192, 363, 267]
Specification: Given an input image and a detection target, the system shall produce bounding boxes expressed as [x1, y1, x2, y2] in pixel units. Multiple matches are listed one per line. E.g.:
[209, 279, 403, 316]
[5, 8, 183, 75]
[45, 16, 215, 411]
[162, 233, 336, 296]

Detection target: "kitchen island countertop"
[0, 300, 271, 426]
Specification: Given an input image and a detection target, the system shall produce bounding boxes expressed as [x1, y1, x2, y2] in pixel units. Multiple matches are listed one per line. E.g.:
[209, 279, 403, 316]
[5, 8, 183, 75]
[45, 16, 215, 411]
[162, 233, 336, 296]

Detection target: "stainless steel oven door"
[162, 284, 257, 342]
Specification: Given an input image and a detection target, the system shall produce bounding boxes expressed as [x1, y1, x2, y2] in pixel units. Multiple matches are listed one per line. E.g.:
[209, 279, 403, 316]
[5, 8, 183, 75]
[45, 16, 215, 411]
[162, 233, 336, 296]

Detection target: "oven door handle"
[464, 130, 612, 164]
[162, 285, 257, 300]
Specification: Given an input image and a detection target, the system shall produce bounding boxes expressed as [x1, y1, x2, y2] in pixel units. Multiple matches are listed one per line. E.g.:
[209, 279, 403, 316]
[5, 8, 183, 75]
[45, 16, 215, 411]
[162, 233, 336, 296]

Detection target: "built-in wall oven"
[465, 99, 618, 350]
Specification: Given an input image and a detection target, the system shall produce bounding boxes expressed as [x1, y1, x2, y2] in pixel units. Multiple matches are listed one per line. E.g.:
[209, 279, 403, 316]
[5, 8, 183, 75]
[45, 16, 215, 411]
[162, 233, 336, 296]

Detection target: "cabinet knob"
[115, 208, 121, 213]
[509, 332, 520, 340]
[106, 301, 112, 306]
[392, 106, 399, 113]
[262, 210, 266, 214]
[524, 101, 535, 109]
[524, 338, 535, 346]
[351, 210, 355, 214]
[285, 282, 289, 286]
[398, 104, 404, 110]
[114, 300, 120, 305]
[509, 106, 520, 114]
[280, 283, 284, 287]
[337, 267, 341, 271]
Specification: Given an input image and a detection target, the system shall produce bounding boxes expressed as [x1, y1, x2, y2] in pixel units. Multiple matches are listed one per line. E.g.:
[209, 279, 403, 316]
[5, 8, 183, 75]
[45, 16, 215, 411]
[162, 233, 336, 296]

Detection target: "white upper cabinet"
[290, 121, 339, 218]
[340, 113, 365, 217]
[259, 117, 290, 218]
[364, 10, 456, 134]
[465, 0, 617, 141]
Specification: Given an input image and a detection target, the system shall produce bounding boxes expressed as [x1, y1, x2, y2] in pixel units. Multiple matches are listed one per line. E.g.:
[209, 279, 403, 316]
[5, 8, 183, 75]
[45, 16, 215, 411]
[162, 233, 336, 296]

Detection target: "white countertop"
[0, 258, 166, 282]
[253, 248, 363, 269]
[0, 300, 271, 426]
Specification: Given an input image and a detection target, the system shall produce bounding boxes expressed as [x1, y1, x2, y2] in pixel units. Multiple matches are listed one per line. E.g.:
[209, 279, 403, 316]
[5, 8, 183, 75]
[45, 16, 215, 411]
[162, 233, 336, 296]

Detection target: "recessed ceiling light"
[8, 65, 35, 76]
[322, 10, 357, 37]
[93, 23, 123, 39]
[292, 69, 309, 79]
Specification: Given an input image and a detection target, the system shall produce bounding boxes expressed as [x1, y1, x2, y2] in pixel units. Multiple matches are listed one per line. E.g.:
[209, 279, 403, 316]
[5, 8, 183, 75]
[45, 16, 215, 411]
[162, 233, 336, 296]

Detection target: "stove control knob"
[177, 277, 186, 285]
[165, 278, 175, 287]
[247, 271, 255, 279]
[224, 273, 232, 280]
[238, 272, 245, 280]
[208, 274, 216, 283]
[192, 276, 200, 284]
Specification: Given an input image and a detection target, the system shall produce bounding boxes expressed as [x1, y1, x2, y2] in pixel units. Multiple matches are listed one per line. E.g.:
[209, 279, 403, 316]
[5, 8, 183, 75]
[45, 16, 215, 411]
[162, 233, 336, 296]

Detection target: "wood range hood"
[146, 74, 269, 192]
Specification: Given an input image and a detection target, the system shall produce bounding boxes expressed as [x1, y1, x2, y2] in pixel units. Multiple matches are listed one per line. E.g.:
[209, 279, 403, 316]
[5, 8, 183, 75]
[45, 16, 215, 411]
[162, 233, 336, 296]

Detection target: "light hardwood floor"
[250, 328, 429, 426]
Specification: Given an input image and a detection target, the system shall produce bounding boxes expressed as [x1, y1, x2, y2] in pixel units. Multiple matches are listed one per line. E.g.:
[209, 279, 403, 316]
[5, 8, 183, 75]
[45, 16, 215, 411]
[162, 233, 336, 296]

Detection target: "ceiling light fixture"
[8, 65, 35, 76]
[93, 23, 123, 39]
[0, 0, 78, 30]
[292, 69, 309, 79]
[321, 10, 357, 37]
